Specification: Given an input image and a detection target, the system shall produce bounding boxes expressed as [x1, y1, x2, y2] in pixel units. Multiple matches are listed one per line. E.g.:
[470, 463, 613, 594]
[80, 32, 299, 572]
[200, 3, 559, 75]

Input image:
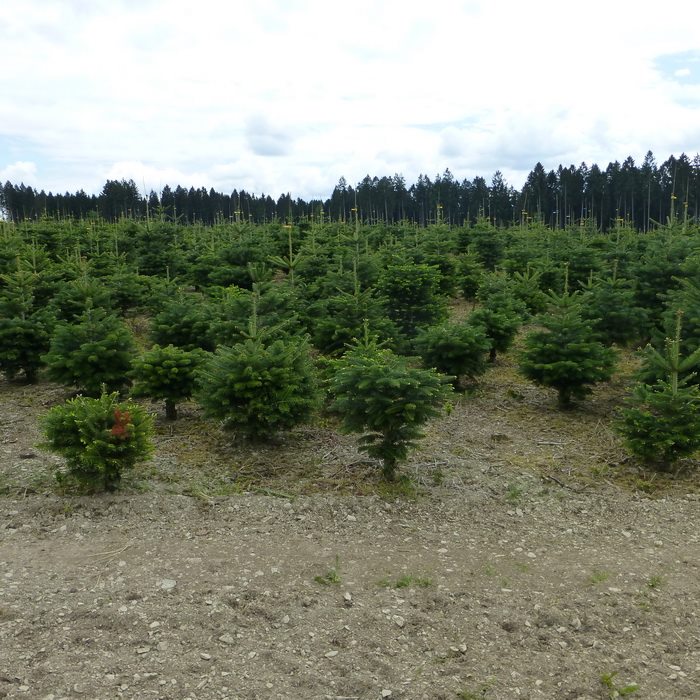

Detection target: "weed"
[505, 482, 523, 503]
[646, 574, 664, 589]
[588, 569, 610, 585]
[377, 574, 432, 589]
[457, 679, 493, 699]
[431, 468, 445, 486]
[395, 574, 432, 589]
[482, 563, 496, 577]
[633, 477, 656, 494]
[600, 671, 639, 698]
[377, 474, 418, 500]
[590, 464, 611, 478]
[314, 555, 341, 586]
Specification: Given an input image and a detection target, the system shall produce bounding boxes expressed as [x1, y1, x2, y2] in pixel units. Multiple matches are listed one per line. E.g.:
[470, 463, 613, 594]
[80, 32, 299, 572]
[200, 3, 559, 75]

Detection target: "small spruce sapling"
[0, 267, 53, 382]
[195, 290, 319, 440]
[580, 266, 648, 347]
[519, 291, 616, 408]
[377, 262, 448, 342]
[130, 344, 205, 420]
[330, 328, 452, 481]
[43, 307, 136, 396]
[414, 321, 490, 388]
[617, 311, 700, 469]
[41, 391, 154, 491]
[150, 294, 218, 352]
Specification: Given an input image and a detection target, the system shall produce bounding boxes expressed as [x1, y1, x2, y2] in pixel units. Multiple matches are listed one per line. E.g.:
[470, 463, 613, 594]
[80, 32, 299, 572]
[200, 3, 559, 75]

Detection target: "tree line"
[2, 151, 699, 231]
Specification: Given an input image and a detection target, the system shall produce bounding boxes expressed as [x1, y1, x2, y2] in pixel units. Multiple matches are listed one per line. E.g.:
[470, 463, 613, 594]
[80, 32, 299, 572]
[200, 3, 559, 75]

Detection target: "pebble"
[219, 634, 235, 645]
[200, 653, 211, 660]
[381, 690, 392, 697]
[325, 650, 339, 658]
[159, 579, 176, 591]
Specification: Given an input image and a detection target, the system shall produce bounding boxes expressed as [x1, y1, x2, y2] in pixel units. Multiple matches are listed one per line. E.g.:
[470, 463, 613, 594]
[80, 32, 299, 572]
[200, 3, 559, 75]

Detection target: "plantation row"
[1, 216, 699, 490]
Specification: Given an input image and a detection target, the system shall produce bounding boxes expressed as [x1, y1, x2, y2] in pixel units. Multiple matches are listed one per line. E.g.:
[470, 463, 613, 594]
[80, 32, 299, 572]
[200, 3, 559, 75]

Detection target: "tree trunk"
[165, 399, 178, 421]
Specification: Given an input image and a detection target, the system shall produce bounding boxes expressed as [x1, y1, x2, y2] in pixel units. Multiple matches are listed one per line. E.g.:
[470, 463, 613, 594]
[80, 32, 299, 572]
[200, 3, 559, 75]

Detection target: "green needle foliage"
[130, 344, 205, 420]
[468, 306, 522, 363]
[377, 262, 447, 342]
[330, 330, 452, 481]
[195, 314, 319, 440]
[150, 295, 218, 352]
[0, 313, 52, 383]
[49, 276, 113, 321]
[617, 313, 700, 469]
[456, 251, 485, 301]
[43, 308, 136, 396]
[469, 274, 527, 362]
[414, 321, 490, 388]
[0, 266, 54, 382]
[41, 391, 154, 491]
[580, 272, 648, 347]
[519, 294, 616, 408]
[310, 288, 397, 356]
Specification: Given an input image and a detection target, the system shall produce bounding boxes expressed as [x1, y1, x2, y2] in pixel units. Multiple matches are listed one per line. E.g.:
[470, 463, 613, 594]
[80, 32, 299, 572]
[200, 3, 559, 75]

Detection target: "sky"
[1, 0, 699, 201]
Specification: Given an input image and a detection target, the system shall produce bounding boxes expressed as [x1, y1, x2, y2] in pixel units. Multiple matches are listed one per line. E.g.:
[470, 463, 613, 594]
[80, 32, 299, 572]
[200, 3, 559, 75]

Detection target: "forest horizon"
[2, 151, 700, 232]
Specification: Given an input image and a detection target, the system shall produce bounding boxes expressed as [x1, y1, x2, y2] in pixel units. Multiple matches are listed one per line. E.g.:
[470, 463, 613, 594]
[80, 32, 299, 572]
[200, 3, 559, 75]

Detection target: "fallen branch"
[85, 540, 135, 560]
[543, 474, 586, 493]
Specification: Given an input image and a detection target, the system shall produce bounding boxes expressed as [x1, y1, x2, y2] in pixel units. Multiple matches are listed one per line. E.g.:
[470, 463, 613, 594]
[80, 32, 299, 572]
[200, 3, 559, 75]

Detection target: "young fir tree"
[310, 288, 398, 356]
[130, 344, 205, 420]
[329, 329, 452, 481]
[195, 294, 319, 440]
[150, 294, 218, 352]
[42, 391, 154, 491]
[652, 278, 700, 383]
[457, 251, 485, 301]
[43, 307, 136, 396]
[617, 312, 700, 469]
[377, 262, 447, 343]
[414, 321, 491, 388]
[580, 267, 648, 347]
[49, 275, 113, 321]
[0, 267, 53, 383]
[468, 277, 526, 362]
[519, 292, 616, 408]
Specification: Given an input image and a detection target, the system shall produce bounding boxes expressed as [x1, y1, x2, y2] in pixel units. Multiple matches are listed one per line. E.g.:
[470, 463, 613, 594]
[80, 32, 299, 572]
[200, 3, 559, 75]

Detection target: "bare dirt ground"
[2, 358, 700, 700]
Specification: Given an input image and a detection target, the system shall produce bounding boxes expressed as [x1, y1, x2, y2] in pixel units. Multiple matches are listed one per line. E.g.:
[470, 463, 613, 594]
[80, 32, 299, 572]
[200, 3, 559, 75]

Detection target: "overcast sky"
[1, 0, 699, 200]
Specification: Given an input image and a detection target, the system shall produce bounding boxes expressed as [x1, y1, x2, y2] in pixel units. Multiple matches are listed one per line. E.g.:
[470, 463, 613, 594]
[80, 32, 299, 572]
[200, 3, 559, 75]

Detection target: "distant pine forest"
[2, 151, 699, 231]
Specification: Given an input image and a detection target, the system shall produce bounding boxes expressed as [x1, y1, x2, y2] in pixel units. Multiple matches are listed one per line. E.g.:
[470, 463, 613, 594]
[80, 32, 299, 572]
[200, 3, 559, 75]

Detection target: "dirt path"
[2, 484, 700, 700]
[2, 370, 700, 700]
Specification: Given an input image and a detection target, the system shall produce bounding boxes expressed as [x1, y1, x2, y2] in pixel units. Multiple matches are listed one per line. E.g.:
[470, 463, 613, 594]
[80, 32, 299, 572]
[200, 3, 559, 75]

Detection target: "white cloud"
[0, 161, 38, 184]
[0, 0, 699, 198]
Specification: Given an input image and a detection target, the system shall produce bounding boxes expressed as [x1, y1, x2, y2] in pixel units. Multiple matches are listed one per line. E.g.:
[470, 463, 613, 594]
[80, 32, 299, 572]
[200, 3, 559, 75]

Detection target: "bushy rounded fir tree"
[580, 273, 648, 347]
[519, 293, 616, 408]
[151, 295, 218, 352]
[42, 391, 154, 491]
[330, 330, 452, 481]
[377, 262, 447, 342]
[43, 307, 136, 395]
[195, 310, 319, 440]
[130, 344, 205, 420]
[617, 312, 700, 469]
[414, 321, 490, 387]
[0, 267, 53, 382]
